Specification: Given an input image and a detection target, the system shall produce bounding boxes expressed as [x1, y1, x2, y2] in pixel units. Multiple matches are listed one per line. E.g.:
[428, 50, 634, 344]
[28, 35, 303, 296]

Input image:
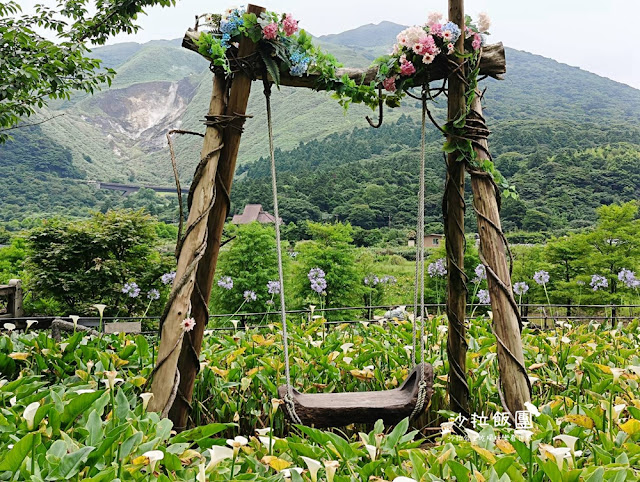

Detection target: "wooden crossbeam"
[182, 29, 507, 87]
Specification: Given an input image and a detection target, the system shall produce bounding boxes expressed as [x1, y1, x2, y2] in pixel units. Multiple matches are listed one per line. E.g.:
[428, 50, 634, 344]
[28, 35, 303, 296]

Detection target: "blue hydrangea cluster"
[289, 49, 311, 77]
[442, 21, 461, 42]
[219, 8, 245, 48]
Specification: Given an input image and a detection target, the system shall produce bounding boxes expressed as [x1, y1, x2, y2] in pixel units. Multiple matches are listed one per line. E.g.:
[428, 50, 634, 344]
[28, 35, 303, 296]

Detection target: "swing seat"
[277, 363, 434, 427]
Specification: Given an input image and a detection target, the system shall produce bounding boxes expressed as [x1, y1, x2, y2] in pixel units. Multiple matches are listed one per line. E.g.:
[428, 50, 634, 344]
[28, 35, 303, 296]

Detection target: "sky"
[24, 0, 640, 88]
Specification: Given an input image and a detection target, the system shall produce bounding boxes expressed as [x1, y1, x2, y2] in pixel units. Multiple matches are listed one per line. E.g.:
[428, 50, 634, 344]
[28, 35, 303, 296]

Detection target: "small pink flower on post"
[181, 317, 196, 332]
[413, 43, 428, 55]
[262, 22, 278, 40]
[282, 13, 298, 36]
[382, 76, 396, 92]
[447, 43, 455, 54]
[400, 61, 416, 76]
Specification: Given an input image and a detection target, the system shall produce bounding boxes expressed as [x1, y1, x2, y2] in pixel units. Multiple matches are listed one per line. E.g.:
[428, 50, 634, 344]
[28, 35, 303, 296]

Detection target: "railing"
[1, 303, 638, 335]
[0, 280, 23, 319]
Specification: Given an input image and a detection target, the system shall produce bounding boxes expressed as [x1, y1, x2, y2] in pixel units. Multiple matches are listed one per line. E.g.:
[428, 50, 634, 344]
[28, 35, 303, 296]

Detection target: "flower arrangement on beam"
[195, 7, 339, 84]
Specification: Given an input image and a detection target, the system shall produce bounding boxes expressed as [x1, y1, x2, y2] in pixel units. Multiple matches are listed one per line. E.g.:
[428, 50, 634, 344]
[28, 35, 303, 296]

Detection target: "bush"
[26, 209, 173, 316]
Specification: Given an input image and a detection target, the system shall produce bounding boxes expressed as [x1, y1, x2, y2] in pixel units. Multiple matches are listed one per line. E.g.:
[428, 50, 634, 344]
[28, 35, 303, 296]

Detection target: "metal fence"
[1, 303, 638, 335]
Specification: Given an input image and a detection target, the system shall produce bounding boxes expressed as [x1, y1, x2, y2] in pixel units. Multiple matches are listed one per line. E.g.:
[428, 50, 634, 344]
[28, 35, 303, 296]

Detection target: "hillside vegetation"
[1, 22, 639, 236]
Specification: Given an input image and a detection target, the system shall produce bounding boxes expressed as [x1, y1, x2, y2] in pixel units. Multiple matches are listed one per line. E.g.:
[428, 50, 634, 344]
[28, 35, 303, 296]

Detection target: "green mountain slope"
[1, 21, 639, 232]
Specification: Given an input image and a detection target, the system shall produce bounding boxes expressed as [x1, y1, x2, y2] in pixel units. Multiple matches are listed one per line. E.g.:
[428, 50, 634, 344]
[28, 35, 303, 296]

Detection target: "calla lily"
[310, 340, 323, 348]
[324, 460, 339, 482]
[561, 336, 571, 343]
[142, 450, 164, 473]
[524, 401, 541, 417]
[196, 462, 206, 482]
[547, 336, 557, 346]
[69, 315, 80, 329]
[281, 467, 304, 480]
[343, 356, 353, 365]
[231, 319, 239, 330]
[554, 434, 579, 453]
[301, 456, 321, 482]
[271, 398, 284, 414]
[25, 320, 38, 331]
[440, 421, 455, 437]
[258, 436, 277, 451]
[9, 396, 16, 406]
[226, 435, 248, 453]
[514, 429, 534, 444]
[102, 370, 123, 390]
[206, 446, 233, 471]
[140, 392, 154, 411]
[539, 444, 571, 471]
[465, 428, 480, 445]
[93, 304, 107, 317]
[365, 444, 377, 460]
[255, 427, 271, 436]
[613, 403, 626, 420]
[610, 367, 624, 383]
[359, 321, 370, 328]
[23, 401, 40, 430]
[393, 478, 418, 482]
[309, 305, 316, 316]
[340, 343, 354, 354]
[4, 323, 15, 331]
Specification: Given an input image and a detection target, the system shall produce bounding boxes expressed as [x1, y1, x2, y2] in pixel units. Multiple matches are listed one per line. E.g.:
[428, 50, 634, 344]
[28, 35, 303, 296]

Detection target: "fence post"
[9, 280, 23, 318]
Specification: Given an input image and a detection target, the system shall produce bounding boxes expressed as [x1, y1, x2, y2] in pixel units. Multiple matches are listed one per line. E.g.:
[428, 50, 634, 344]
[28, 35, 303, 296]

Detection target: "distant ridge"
[318, 21, 406, 48]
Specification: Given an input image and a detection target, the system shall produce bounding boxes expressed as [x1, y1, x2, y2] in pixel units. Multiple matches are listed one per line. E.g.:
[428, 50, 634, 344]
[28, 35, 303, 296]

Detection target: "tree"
[293, 222, 363, 311]
[26, 209, 172, 315]
[0, 0, 175, 141]
[210, 222, 280, 316]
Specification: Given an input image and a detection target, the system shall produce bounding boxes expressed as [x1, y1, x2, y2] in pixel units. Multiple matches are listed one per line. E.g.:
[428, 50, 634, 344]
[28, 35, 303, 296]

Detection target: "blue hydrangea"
[289, 50, 311, 77]
[220, 33, 231, 49]
[442, 21, 461, 43]
[220, 8, 245, 36]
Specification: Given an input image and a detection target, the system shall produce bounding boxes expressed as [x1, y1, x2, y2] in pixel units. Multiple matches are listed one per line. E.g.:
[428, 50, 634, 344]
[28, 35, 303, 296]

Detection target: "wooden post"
[148, 73, 229, 415]
[9, 279, 23, 318]
[445, 0, 470, 419]
[469, 93, 531, 416]
[167, 4, 266, 429]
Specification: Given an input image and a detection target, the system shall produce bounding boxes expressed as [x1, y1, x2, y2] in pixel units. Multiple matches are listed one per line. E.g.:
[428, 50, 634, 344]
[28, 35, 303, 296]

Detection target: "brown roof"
[231, 204, 281, 224]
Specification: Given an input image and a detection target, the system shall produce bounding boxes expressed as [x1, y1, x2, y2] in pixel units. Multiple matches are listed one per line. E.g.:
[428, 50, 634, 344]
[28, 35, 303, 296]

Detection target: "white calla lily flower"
[23, 401, 40, 430]
[140, 392, 154, 411]
[553, 434, 579, 453]
[324, 460, 339, 482]
[301, 456, 322, 482]
[365, 444, 377, 460]
[206, 446, 233, 471]
[524, 401, 541, 417]
[142, 450, 164, 473]
[514, 429, 534, 444]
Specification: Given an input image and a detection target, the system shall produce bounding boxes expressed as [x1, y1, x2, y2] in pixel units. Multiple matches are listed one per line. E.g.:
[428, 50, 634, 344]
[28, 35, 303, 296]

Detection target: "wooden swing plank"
[181, 29, 507, 86]
[277, 363, 433, 427]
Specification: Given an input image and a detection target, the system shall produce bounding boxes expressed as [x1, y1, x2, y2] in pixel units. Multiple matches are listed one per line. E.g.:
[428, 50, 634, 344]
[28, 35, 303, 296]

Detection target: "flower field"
[1, 312, 639, 481]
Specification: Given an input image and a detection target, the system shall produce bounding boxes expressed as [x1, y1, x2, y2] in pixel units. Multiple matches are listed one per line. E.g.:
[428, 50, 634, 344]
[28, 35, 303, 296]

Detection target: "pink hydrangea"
[262, 22, 278, 40]
[382, 76, 397, 92]
[429, 23, 442, 36]
[422, 52, 435, 64]
[283, 13, 298, 36]
[400, 60, 416, 76]
[472, 33, 482, 50]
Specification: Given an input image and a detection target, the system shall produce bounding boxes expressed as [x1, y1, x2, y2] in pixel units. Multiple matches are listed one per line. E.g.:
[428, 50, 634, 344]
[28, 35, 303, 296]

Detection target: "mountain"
[1, 22, 639, 232]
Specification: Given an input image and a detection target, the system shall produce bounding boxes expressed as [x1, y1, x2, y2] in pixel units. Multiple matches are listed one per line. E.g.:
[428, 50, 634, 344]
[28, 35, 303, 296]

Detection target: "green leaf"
[447, 460, 470, 482]
[0, 432, 35, 473]
[384, 417, 409, 450]
[61, 390, 105, 427]
[47, 446, 94, 480]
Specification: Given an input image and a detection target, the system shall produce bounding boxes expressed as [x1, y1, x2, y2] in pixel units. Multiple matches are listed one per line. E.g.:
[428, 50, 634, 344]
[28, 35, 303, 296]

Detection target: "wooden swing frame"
[149, 1, 531, 430]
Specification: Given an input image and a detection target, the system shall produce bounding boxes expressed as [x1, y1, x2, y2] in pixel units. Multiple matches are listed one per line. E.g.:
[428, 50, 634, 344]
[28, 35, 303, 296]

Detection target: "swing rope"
[409, 88, 430, 419]
[263, 76, 301, 425]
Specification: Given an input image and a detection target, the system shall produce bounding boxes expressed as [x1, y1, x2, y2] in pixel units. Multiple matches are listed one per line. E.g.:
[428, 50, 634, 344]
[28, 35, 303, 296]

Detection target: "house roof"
[231, 204, 280, 224]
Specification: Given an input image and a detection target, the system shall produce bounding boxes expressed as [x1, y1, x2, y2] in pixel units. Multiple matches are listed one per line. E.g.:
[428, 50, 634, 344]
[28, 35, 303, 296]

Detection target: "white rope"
[264, 84, 294, 403]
